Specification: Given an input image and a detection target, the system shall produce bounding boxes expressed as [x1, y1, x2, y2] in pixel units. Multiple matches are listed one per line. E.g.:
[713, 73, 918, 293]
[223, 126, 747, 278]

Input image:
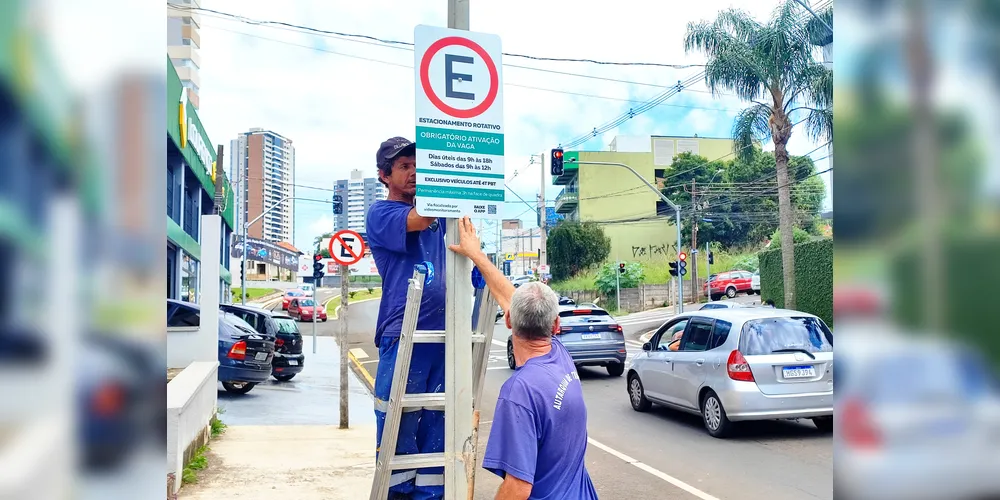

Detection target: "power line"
[202, 25, 737, 112]
[169, 4, 706, 69]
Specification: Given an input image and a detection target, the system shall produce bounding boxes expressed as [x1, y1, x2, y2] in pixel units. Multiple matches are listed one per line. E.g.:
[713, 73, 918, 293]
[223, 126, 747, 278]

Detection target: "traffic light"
[240, 260, 245, 282]
[678, 252, 688, 276]
[618, 262, 626, 274]
[669, 261, 679, 276]
[332, 194, 343, 215]
[551, 148, 564, 177]
[708, 251, 714, 265]
[313, 254, 325, 282]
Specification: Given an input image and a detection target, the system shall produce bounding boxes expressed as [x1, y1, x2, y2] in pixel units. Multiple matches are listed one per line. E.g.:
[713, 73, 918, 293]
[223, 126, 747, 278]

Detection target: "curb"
[348, 351, 376, 394]
[322, 291, 383, 320]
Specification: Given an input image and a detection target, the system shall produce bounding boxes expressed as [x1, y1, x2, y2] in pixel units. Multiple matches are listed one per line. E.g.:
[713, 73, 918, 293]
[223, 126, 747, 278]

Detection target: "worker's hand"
[448, 216, 483, 259]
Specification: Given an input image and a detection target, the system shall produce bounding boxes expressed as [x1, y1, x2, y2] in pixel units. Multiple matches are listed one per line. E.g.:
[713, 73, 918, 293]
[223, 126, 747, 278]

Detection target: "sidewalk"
[180, 424, 376, 499]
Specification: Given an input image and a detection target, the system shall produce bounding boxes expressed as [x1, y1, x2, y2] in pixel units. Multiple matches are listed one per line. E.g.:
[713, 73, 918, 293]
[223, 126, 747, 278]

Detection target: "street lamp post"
[241, 195, 295, 305]
[567, 159, 685, 312]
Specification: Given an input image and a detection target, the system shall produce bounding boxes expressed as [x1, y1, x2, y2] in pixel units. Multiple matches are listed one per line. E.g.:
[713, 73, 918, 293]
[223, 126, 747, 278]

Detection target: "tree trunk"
[774, 140, 797, 310]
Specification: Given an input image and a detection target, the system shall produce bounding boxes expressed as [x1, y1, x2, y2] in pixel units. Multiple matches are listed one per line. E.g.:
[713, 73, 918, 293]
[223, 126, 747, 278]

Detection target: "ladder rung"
[413, 331, 486, 343]
[390, 452, 445, 470]
[400, 392, 446, 409]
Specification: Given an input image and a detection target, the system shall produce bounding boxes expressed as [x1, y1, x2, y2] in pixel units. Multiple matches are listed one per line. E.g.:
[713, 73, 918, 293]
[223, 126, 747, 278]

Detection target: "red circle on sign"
[419, 36, 499, 119]
[328, 229, 367, 266]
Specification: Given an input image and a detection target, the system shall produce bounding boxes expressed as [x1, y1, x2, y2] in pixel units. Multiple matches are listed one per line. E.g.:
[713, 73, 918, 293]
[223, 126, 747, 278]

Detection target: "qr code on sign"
[488, 205, 497, 214]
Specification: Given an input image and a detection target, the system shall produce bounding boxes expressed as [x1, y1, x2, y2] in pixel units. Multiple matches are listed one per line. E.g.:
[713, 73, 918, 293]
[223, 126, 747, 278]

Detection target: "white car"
[299, 284, 315, 297]
[750, 271, 760, 294]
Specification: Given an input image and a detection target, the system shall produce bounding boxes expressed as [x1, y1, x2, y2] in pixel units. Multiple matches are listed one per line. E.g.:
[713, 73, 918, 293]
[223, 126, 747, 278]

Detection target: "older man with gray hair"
[449, 217, 599, 500]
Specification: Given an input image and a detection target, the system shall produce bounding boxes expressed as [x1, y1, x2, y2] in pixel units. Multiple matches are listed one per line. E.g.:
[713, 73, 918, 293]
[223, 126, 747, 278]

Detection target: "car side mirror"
[642, 342, 652, 351]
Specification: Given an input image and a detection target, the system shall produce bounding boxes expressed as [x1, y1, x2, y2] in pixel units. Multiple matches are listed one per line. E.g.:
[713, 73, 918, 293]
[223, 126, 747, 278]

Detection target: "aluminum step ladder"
[370, 264, 499, 500]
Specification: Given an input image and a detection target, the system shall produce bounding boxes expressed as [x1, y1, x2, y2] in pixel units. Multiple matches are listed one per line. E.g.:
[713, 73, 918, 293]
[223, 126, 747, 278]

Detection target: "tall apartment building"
[229, 128, 296, 243]
[333, 169, 387, 233]
[167, 0, 202, 109]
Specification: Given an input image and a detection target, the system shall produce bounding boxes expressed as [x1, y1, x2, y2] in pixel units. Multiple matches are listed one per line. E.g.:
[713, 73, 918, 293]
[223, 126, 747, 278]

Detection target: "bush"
[758, 238, 832, 325]
[367, 286, 374, 294]
[767, 227, 812, 249]
[729, 253, 760, 273]
[594, 261, 645, 297]
[547, 222, 611, 281]
[349, 291, 357, 299]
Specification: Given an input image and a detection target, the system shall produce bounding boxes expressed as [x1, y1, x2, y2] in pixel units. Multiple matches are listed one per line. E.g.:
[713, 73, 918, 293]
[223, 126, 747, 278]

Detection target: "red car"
[703, 270, 755, 300]
[288, 298, 327, 322]
[281, 290, 306, 310]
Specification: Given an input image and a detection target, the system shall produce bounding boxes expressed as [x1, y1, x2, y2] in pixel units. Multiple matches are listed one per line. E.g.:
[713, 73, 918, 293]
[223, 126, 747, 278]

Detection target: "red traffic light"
[314, 254, 322, 261]
[553, 150, 563, 159]
[678, 252, 687, 261]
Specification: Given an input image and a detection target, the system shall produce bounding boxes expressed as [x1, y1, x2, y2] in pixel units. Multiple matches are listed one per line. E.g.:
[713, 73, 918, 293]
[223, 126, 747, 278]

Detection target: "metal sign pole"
[312, 288, 318, 354]
[339, 263, 349, 429]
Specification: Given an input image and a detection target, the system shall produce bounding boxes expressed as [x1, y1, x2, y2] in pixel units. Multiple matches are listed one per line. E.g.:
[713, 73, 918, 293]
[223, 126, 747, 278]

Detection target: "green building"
[553, 135, 733, 262]
[167, 57, 235, 303]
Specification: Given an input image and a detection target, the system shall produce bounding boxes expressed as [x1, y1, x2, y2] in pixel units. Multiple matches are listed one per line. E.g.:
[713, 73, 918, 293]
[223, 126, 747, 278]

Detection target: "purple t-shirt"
[366, 200, 447, 347]
[482, 338, 598, 499]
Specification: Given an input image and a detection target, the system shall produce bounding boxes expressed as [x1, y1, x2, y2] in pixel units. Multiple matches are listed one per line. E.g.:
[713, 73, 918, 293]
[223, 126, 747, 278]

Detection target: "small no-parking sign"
[328, 229, 366, 266]
[413, 25, 505, 219]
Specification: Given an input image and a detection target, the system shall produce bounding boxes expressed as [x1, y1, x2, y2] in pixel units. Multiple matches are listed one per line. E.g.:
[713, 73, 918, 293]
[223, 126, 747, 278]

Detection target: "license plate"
[288, 360, 298, 366]
[581, 333, 601, 340]
[783, 366, 816, 378]
[254, 352, 268, 361]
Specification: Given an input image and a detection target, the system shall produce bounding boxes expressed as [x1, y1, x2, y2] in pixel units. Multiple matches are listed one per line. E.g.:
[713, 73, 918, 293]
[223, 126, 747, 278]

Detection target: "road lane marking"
[491, 339, 506, 348]
[347, 350, 376, 388]
[586, 437, 720, 500]
[487, 366, 509, 371]
[361, 359, 379, 365]
[350, 348, 369, 359]
[625, 340, 645, 348]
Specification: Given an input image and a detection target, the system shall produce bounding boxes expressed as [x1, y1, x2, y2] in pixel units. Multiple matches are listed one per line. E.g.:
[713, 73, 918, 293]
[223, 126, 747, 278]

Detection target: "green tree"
[685, 1, 833, 309]
[547, 222, 611, 281]
[595, 261, 644, 298]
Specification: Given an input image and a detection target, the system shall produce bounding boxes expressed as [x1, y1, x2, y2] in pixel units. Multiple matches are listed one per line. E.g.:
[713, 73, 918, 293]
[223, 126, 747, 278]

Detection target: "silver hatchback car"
[627, 308, 834, 437]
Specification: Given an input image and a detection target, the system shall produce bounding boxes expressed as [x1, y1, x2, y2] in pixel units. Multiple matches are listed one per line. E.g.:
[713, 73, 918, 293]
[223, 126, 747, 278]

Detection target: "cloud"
[194, 0, 824, 248]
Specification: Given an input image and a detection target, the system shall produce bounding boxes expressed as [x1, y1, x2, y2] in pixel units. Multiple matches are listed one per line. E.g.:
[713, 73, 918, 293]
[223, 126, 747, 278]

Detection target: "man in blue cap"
[367, 136, 447, 499]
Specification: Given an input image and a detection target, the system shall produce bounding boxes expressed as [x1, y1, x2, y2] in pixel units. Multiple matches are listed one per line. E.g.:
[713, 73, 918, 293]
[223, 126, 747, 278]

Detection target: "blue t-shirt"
[482, 339, 598, 499]
[366, 200, 447, 347]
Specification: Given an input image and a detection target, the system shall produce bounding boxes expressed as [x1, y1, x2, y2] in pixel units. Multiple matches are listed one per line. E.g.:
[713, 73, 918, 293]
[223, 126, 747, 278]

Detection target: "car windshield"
[288, 291, 302, 297]
[558, 309, 612, 323]
[299, 299, 316, 307]
[273, 317, 300, 334]
[740, 317, 833, 355]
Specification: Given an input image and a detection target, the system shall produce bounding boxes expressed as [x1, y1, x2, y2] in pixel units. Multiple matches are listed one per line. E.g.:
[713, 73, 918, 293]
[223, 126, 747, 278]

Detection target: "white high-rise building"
[333, 169, 388, 234]
[229, 128, 296, 243]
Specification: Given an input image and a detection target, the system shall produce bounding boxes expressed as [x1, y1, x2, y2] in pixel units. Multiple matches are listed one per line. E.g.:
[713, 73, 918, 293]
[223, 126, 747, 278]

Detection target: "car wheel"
[701, 391, 733, 438]
[812, 416, 833, 433]
[726, 287, 737, 298]
[273, 373, 296, 382]
[607, 362, 625, 377]
[628, 374, 652, 412]
[222, 381, 257, 395]
[506, 339, 516, 370]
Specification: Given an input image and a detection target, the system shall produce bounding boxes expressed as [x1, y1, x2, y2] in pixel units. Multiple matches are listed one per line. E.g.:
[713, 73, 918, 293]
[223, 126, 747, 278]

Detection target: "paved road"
[322, 291, 830, 500]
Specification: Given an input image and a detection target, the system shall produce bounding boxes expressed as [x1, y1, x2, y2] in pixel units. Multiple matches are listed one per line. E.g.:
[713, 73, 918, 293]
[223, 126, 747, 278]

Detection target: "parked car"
[703, 270, 754, 300]
[751, 271, 760, 294]
[627, 308, 833, 437]
[510, 305, 626, 376]
[558, 296, 576, 306]
[167, 299, 275, 395]
[288, 297, 328, 322]
[495, 304, 504, 322]
[281, 289, 306, 310]
[221, 303, 305, 381]
[511, 275, 533, 288]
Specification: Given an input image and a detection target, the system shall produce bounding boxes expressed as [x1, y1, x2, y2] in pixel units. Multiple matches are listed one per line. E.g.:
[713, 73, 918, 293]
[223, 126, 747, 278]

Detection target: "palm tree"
[685, 1, 832, 309]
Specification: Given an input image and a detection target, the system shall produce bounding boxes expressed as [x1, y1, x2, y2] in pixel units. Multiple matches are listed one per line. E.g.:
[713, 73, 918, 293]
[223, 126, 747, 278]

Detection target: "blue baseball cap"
[376, 136, 416, 168]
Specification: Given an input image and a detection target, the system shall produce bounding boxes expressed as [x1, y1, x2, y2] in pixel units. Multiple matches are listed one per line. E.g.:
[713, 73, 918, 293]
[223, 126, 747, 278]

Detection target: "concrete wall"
[559, 280, 708, 313]
[167, 361, 219, 497]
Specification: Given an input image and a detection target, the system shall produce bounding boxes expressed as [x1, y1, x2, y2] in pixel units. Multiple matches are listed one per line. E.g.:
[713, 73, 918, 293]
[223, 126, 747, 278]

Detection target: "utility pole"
[445, 2, 475, 497]
[339, 263, 349, 429]
[539, 152, 547, 270]
[685, 179, 699, 303]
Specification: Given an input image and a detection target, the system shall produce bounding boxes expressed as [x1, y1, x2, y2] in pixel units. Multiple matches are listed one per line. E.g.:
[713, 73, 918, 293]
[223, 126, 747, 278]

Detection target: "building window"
[180, 252, 200, 303]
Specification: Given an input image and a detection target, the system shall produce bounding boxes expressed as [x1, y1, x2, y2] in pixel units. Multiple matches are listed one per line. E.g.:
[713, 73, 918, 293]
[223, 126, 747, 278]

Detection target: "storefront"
[167, 56, 235, 304]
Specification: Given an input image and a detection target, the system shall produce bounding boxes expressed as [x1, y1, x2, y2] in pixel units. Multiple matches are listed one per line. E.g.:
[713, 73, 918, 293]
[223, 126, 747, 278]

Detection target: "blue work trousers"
[374, 336, 445, 499]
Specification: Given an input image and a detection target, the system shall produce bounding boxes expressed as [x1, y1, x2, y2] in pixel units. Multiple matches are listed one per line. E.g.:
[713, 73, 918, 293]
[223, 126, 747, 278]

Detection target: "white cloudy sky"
[186, 0, 833, 252]
[36, 0, 831, 254]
